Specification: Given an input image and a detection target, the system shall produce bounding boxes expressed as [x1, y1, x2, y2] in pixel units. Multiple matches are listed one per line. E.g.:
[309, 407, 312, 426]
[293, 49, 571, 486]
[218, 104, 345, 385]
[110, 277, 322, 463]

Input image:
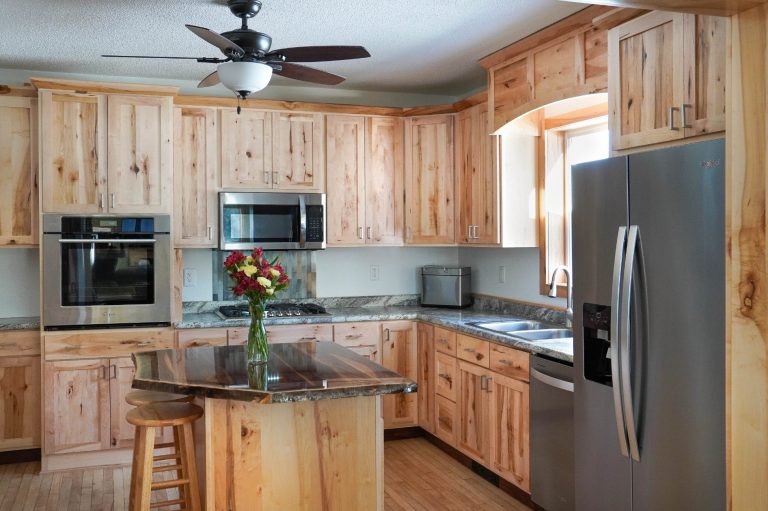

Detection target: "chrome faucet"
[548, 265, 573, 328]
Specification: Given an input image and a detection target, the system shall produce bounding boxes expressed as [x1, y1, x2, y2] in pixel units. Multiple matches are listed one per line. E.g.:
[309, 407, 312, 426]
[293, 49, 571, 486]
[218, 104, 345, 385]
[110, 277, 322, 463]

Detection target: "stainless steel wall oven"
[42, 215, 171, 330]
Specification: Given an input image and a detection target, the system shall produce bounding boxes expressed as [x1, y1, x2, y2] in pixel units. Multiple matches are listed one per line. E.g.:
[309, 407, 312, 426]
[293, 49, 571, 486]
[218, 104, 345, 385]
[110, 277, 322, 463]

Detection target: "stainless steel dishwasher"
[531, 354, 574, 511]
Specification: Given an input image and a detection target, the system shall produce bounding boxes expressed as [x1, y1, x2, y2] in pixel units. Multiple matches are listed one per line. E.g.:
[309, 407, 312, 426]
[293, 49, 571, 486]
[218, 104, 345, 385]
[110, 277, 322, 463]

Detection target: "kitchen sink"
[470, 320, 548, 333]
[513, 329, 573, 341]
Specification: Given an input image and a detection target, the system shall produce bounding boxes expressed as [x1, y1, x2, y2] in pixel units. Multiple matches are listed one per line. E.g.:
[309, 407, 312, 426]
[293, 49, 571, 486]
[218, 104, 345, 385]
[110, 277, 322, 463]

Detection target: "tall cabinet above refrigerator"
[572, 138, 725, 511]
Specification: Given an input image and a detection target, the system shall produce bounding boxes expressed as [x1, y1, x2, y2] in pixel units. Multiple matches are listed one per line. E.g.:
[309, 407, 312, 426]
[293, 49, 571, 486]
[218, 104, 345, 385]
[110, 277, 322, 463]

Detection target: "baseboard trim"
[383, 426, 424, 441]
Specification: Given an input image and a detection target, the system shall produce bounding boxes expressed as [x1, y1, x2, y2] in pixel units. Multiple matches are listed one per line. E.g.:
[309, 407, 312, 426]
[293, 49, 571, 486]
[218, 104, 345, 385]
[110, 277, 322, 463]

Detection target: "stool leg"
[178, 422, 201, 511]
[129, 425, 156, 511]
[173, 425, 186, 504]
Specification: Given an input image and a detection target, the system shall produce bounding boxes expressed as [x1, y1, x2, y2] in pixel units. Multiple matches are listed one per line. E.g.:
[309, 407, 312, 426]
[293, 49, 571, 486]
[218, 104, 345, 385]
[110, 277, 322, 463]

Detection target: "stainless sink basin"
[513, 329, 573, 341]
[470, 320, 547, 333]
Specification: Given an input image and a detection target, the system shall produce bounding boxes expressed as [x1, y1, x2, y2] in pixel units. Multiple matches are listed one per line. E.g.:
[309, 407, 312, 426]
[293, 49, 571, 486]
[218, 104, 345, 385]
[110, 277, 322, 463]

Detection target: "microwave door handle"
[298, 195, 307, 248]
[58, 239, 157, 244]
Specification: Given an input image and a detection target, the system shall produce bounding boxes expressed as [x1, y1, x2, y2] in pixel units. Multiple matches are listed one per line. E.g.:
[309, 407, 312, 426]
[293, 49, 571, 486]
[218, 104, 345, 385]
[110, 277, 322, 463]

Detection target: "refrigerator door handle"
[621, 225, 642, 462]
[610, 226, 630, 458]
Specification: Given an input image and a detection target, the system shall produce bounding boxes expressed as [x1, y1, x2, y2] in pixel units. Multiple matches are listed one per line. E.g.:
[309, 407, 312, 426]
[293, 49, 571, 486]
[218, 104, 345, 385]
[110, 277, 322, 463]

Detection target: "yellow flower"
[265, 288, 274, 295]
[242, 265, 258, 277]
[269, 268, 280, 278]
[256, 276, 272, 288]
[245, 256, 254, 264]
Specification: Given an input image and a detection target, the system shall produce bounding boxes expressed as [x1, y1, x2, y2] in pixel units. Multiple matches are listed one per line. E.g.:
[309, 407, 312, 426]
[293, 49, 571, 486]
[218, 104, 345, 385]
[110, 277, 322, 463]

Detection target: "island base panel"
[204, 395, 383, 511]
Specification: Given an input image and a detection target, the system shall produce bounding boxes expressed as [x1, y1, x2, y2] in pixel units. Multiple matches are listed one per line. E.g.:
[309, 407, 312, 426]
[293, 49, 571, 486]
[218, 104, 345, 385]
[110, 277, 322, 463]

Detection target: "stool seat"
[126, 402, 203, 428]
[125, 389, 193, 406]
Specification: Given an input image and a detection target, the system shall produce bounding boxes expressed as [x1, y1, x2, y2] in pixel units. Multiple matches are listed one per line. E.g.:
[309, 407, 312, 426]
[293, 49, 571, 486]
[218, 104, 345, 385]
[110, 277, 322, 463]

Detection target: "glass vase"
[246, 301, 269, 364]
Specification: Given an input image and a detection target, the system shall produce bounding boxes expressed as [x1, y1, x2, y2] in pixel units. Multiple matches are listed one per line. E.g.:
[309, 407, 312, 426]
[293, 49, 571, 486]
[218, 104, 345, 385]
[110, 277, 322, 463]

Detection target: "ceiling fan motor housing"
[227, 0, 262, 19]
[221, 29, 273, 56]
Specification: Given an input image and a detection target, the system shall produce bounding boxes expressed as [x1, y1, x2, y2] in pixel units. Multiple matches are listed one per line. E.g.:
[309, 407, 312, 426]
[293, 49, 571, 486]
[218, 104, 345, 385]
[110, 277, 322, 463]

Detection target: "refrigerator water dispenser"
[583, 303, 613, 386]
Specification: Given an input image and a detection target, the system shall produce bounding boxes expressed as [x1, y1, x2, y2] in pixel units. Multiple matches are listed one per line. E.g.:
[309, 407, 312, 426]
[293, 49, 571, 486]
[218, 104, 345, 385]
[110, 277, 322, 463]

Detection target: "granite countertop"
[0, 316, 40, 330]
[177, 306, 574, 362]
[132, 341, 417, 403]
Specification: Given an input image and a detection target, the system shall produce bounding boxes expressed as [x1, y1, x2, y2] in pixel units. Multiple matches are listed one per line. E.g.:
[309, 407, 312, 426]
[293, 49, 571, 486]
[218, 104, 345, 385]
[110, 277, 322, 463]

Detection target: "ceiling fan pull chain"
[237, 96, 242, 115]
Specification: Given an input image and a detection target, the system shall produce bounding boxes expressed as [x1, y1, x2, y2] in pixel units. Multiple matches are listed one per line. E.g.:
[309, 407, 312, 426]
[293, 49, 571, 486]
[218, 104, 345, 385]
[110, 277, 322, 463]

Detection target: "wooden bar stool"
[127, 402, 203, 511]
[125, 389, 194, 406]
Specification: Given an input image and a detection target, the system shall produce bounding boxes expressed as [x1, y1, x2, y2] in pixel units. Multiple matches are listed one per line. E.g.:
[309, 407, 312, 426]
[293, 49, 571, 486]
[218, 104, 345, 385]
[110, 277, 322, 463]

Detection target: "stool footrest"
[151, 478, 189, 490]
[153, 463, 183, 473]
[153, 452, 181, 462]
[154, 442, 176, 449]
[149, 498, 186, 508]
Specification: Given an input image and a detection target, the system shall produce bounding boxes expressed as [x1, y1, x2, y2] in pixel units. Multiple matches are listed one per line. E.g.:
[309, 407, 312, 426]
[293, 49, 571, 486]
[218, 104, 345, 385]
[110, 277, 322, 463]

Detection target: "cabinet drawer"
[176, 329, 228, 350]
[44, 329, 174, 360]
[228, 324, 333, 345]
[435, 352, 457, 402]
[334, 322, 381, 347]
[457, 334, 490, 367]
[0, 330, 40, 357]
[434, 327, 456, 356]
[490, 344, 530, 382]
[435, 395, 458, 446]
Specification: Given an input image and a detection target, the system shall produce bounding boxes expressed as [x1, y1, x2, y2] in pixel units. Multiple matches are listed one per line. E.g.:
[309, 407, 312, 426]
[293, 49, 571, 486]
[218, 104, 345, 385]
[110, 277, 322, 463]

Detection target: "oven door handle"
[58, 239, 157, 244]
[298, 195, 307, 248]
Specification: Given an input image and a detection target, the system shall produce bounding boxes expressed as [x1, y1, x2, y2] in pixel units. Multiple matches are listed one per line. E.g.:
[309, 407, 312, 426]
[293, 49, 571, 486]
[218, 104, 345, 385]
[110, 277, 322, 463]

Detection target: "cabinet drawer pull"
[367, 227, 372, 240]
[479, 375, 487, 390]
[463, 348, 475, 353]
[438, 373, 452, 383]
[101, 365, 109, 380]
[273, 171, 279, 184]
[299, 336, 318, 341]
[345, 334, 363, 340]
[264, 171, 271, 184]
[681, 103, 692, 129]
[358, 227, 363, 239]
[99, 193, 105, 210]
[498, 359, 511, 366]
[486, 377, 493, 392]
[111, 364, 117, 379]
[668, 106, 680, 130]
[110, 193, 116, 209]
[207, 226, 213, 241]
[384, 328, 390, 341]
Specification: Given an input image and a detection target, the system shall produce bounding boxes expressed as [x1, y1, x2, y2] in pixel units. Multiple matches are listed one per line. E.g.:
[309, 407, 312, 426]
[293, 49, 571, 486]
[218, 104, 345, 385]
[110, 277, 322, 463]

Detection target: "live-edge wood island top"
[132, 341, 417, 404]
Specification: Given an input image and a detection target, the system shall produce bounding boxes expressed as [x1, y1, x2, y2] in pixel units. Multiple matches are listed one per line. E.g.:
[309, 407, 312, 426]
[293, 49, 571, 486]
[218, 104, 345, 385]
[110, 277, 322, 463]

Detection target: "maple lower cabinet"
[456, 360, 492, 464]
[272, 112, 324, 191]
[326, 115, 404, 246]
[39, 90, 172, 213]
[173, 106, 218, 247]
[381, 320, 418, 428]
[109, 357, 137, 449]
[489, 373, 530, 492]
[0, 95, 37, 246]
[456, 102, 499, 245]
[0, 355, 40, 451]
[176, 328, 228, 349]
[333, 321, 381, 362]
[220, 108, 273, 189]
[609, 12, 726, 151]
[405, 115, 455, 244]
[416, 323, 435, 433]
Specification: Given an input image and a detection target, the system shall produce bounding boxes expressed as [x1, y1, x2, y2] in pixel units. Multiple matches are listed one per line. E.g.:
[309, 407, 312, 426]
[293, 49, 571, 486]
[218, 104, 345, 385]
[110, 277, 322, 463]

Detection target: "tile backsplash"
[213, 250, 317, 301]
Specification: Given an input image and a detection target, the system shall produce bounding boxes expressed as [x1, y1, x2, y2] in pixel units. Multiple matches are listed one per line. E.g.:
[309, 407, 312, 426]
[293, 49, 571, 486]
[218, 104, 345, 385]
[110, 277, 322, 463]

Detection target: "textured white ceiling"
[0, 0, 583, 97]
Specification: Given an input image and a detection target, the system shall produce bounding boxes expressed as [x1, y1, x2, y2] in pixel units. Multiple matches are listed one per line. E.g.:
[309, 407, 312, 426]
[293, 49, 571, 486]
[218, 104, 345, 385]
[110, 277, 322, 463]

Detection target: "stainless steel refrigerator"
[572, 138, 725, 511]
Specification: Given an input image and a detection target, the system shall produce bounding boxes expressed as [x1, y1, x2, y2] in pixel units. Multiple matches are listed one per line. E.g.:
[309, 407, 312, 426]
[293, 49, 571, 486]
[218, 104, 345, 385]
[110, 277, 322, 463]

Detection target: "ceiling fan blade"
[197, 71, 221, 88]
[102, 55, 211, 60]
[267, 45, 370, 63]
[274, 63, 345, 85]
[186, 24, 245, 57]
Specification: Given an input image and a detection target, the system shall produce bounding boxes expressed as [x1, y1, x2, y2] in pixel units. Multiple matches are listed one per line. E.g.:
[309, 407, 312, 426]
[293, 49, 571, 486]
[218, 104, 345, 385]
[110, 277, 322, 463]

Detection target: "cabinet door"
[174, 106, 218, 247]
[39, 90, 106, 213]
[489, 373, 530, 492]
[109, 357, 136, 449]
[609, 12, 687, 151]
[405, 115, 455, 244]
[435, 394, 458, 446]
[366, 116, 404, 245]
[381, 321, 418, 428]
[456, 107, 476, 244]
[220, 109, 273, 189]
[457, 360, 491, 464]
[683, 15, 727, 137]
[107, 95, 172, 213]
[416, 323, 434, 433]
[472, 105, 498, 244]
[326, 115, 366, 245]
[0, 356, 40, 451]
[435, 352, 457, 402]
[0, 96, 37, 246]
[272, 112, 324, 191]
[44, 359, 110, 454]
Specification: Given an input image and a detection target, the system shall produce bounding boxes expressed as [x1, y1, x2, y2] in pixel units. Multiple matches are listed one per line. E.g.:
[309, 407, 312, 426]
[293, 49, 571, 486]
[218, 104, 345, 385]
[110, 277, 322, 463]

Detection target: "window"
[540, 118, 609, 297]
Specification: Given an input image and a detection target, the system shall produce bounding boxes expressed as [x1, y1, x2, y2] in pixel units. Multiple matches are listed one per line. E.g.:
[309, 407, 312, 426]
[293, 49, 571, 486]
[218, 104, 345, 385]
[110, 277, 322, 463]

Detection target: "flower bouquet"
[223, 248, 289, 364]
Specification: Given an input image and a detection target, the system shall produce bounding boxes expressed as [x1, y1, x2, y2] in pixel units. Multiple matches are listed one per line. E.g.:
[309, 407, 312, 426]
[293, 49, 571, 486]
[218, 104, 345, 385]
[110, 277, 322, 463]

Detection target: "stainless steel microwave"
[219, 192, 326, 250]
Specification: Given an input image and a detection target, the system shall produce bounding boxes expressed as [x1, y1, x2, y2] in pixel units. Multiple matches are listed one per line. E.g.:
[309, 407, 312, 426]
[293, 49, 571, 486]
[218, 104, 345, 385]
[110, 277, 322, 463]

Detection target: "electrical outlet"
[370, 265, 380, 281]
[498, 265, 506, 284]
[183, 268, 197, 287]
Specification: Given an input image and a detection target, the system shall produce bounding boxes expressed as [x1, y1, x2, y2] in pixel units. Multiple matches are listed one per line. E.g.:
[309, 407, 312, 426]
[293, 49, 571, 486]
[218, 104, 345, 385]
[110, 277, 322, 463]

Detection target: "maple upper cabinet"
[220, 108, 273, 189]
[173, 106, 218, 247]
[40, 91, 172, 213]
[272, 112, 324, 191]
[608, 12, 726, 151]
[455, 103, 498, 245]
[0, 95, 37, 246]
[405, 114, 455, 245]
[326, 115, 404, 246]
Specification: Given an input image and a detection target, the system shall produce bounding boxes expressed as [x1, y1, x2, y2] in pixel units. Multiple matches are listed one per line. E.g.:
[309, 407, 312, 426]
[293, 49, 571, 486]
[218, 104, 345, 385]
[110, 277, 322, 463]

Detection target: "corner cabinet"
[404, 115, 455, 245]
[173, 106, 219, 247]
[40, 91, 172, 213]
[608, 12, 726, 151]
[0, 95, 37, 246]
[456, 102, 499, 245]
[325, 115, 404, 246]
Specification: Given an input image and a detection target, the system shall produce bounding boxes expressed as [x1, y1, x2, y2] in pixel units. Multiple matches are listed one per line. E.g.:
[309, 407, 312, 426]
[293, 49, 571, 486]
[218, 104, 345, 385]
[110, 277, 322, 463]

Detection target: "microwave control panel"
[306, 206, 324, 242]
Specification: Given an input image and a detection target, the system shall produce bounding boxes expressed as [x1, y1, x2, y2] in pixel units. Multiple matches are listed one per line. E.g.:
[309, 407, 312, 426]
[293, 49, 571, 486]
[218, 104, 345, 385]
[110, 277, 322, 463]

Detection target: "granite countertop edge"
[176, 306, 573, 363]
[0, 316, 40, 330]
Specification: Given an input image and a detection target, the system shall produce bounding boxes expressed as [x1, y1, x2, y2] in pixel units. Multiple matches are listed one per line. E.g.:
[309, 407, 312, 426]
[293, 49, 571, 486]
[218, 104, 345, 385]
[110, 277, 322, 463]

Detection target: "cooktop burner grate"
[217, 302, 329, 319]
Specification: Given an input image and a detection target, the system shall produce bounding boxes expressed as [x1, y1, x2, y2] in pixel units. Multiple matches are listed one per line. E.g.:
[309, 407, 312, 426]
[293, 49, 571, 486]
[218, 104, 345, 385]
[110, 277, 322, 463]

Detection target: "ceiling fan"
[103, 0, 370, 100]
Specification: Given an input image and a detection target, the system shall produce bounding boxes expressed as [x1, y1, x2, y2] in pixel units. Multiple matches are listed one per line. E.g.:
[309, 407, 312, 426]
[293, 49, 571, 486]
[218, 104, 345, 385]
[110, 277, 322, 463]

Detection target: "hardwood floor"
[0, 438, 532, 510]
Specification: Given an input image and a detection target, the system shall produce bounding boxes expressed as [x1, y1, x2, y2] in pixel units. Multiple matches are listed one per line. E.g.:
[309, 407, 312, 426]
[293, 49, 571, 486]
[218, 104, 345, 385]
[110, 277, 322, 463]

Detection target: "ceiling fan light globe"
[217, 61, 272, 96]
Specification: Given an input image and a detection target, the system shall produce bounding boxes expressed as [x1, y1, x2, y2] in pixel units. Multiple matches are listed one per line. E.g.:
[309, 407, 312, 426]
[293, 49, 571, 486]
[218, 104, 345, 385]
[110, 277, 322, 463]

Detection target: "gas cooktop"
[216, 302, 329, 320]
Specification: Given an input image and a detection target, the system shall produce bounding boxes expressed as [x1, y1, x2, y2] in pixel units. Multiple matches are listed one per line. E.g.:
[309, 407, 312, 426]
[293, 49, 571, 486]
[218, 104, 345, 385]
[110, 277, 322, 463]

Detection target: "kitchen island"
[132, 341, 415, 511]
